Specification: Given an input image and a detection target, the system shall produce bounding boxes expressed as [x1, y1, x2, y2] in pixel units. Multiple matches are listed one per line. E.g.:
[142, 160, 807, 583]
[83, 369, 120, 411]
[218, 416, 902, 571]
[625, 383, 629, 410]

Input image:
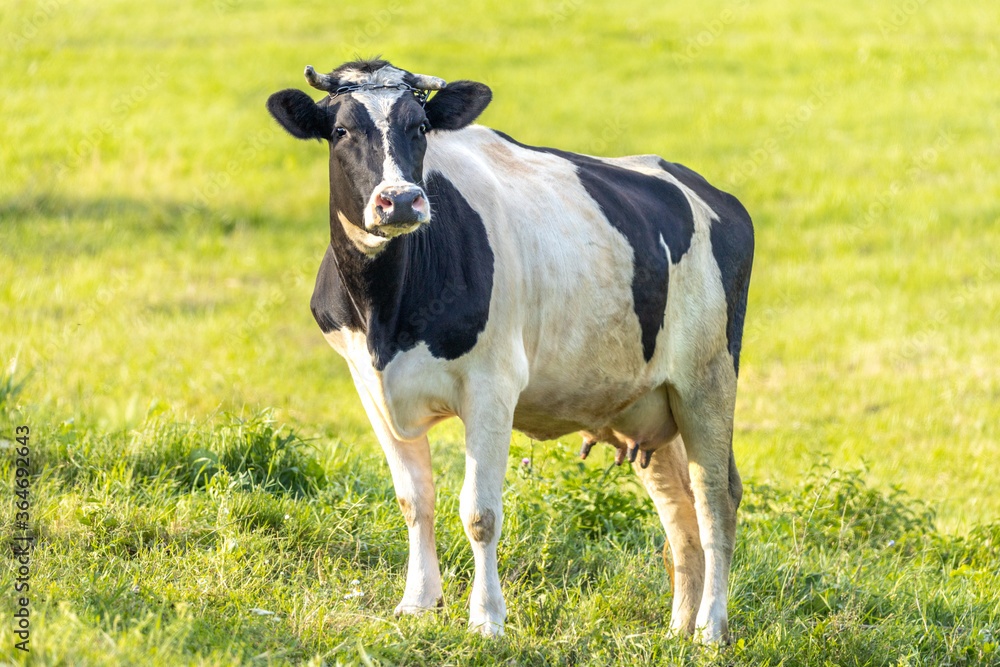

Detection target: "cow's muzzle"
[369, 184, 430, 233]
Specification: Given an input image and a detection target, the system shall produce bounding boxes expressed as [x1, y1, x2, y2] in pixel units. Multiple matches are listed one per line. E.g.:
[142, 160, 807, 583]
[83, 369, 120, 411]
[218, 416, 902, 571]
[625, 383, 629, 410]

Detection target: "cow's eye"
[335, 127, 348, 138]
[418, 122, 429, 134]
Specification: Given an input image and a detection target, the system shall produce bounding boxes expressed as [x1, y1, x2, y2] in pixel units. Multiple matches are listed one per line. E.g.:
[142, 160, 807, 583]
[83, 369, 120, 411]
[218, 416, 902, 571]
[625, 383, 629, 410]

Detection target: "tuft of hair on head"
[333, 57, 391, 77]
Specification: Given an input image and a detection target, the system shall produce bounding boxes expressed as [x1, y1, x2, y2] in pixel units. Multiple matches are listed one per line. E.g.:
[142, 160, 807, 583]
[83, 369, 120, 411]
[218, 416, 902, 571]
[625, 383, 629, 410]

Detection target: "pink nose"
[375, 186, 424, 215]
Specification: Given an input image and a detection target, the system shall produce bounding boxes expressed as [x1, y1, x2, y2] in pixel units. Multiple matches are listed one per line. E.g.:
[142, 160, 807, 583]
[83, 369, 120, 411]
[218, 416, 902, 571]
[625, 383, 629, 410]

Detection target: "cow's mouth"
[367, 218, 426, 238]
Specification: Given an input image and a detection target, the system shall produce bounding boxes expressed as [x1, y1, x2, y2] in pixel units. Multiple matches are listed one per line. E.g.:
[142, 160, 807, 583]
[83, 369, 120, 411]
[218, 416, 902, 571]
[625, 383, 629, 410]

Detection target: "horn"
[408, 72, 447, 90]
[304, 65, 337, 91]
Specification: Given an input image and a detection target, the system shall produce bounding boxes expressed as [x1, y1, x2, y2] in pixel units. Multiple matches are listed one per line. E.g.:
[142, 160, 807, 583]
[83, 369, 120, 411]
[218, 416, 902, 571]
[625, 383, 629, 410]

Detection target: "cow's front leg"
[383, 434, 444, 615]
[351, 372, 443, 615]
[460, 394, 514, 637]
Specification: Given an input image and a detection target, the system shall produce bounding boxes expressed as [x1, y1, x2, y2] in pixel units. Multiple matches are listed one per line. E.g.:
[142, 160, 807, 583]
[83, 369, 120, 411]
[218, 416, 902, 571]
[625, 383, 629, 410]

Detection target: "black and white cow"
[267, 59, 753, 642]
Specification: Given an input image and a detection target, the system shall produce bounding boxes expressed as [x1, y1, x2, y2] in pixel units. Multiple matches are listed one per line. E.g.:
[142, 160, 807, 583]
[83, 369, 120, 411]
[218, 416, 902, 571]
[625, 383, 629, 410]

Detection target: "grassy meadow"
[1, 0, 999, 663]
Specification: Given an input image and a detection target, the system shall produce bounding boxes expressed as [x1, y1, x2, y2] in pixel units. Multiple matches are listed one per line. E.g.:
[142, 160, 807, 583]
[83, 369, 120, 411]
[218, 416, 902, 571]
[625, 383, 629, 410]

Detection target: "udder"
[578, 384, 679, 469]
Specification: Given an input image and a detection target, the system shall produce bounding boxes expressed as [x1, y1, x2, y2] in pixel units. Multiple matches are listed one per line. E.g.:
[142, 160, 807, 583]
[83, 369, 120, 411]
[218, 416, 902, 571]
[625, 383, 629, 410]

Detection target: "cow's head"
[267, 59, 491, 254]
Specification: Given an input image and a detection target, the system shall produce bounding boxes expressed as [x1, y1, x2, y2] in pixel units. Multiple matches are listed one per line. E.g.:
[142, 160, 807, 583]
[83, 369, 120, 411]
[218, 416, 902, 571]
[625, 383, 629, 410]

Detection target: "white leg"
[669, 353, 741, 644]
[385, 434, 443, 615]
[459, 393, 514, 636]
[351, 371, 443, 614]
[633, 435, 705, 636]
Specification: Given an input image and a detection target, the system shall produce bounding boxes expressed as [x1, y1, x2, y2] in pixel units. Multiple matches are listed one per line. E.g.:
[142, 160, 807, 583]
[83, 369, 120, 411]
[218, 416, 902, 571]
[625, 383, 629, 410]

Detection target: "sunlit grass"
[0, 411, 997, 664]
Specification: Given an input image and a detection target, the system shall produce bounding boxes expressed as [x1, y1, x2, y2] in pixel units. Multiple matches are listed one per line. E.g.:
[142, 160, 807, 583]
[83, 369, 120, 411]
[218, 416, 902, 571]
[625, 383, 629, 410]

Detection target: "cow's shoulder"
[311, 244, 361, 334]
[658, 160, 754, 375]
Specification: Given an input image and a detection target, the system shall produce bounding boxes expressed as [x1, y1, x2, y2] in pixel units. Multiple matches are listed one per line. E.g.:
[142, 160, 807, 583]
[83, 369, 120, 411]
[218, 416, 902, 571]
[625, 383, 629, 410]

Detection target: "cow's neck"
[323, 172, 495, 371]
[327, 210, 410, 333]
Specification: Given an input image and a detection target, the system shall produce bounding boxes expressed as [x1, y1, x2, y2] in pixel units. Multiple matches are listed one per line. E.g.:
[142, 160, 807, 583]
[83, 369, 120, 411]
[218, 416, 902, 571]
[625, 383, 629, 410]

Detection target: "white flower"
[249, 608, 276, 616]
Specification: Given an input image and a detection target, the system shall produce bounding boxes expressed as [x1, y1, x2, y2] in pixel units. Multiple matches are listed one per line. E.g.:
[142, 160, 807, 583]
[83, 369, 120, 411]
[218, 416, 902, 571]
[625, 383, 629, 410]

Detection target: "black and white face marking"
[325, 67, 433, 253]
[269, 61, 491, 259]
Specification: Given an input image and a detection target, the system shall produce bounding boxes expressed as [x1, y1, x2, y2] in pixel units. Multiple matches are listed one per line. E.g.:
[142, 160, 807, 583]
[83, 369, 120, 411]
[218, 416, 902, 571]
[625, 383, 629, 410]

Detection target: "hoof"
[468, 619, 505, 637]
[694, 620, 730, 645]
[394, 597, 443, 617]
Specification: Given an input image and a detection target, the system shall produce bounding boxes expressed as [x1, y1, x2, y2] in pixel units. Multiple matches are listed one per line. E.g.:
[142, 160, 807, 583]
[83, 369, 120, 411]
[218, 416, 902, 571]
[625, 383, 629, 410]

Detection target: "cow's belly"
[512, 295, 680, 441]
[508, 263, 678, 442]
[513, 381, 678, 446]
[327, 323, 680, 447]
[515, 371, 653, 434]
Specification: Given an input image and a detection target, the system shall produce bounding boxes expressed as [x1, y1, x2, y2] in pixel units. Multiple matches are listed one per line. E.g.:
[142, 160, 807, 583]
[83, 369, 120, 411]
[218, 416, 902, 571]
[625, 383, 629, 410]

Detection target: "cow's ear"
[424, 81, 492, 131]
[267, 89, 331, 140]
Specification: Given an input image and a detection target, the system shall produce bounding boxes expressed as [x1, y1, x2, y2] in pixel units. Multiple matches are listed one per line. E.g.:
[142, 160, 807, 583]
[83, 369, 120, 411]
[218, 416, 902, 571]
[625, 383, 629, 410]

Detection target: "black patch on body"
[311, 172, 494, 371]
[658, 161, 754, 376]
[493, 131, 694, 362]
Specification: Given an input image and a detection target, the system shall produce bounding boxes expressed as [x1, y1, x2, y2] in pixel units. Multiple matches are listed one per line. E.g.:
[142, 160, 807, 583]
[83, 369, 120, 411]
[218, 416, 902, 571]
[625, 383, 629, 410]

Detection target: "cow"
[266, 59, 753, 643]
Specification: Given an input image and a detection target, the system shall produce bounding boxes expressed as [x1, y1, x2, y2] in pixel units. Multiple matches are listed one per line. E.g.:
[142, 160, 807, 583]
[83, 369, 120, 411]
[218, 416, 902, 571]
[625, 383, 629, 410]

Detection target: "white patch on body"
[660, 232, 672, 263]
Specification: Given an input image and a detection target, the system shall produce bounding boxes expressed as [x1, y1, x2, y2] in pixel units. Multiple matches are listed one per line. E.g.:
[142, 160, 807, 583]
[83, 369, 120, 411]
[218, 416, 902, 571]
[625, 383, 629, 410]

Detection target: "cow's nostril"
[412, 195, 426, 213]
[376, 194, 394, 211]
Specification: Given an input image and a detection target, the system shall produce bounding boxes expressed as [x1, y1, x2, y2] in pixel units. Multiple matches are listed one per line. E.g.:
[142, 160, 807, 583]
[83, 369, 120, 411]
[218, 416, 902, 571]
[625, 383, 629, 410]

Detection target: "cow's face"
[268, 60, 491, 254]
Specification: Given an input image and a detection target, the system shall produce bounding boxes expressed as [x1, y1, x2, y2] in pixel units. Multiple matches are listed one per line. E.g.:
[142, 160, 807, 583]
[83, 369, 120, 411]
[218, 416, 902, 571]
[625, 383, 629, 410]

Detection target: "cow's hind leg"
[632, 435, 705, 635]
[668, 351, 741, 643]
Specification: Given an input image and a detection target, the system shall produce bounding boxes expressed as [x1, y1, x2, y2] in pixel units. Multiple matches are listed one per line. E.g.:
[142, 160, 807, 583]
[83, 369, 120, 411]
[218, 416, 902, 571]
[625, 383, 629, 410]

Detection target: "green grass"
[1, 411, 998, 664]
[1, 0, 999, 663]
